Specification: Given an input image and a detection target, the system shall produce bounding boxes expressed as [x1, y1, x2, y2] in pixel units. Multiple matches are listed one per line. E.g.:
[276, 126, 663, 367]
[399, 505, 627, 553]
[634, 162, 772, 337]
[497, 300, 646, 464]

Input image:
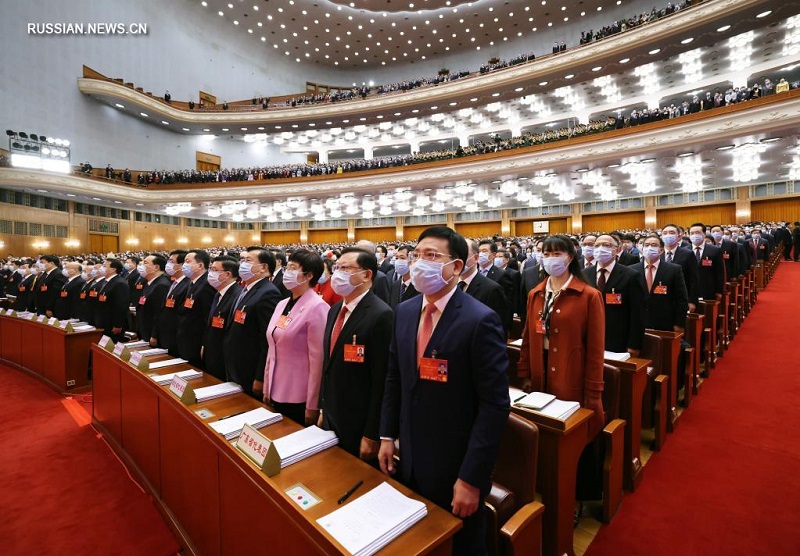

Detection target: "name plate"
[98, 335, 115, 351]
[48, 317, 58, 326]
[128, 351, 150, 372]
[236, 423, 280, 477]
[36, 315, 46, 323]
[112, 342, 131, 361]
[5, 309, 15, 317]
[169, 376, 196, 404]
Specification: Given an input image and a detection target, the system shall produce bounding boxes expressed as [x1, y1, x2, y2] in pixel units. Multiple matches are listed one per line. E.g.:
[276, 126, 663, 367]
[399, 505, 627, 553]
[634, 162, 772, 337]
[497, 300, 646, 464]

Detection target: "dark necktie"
[457, 281, 466, 291]
[229, 286, 248, 319]
[667, 251, 673, 263]
[597, 268, 607, 291]
[400, 281, 408, 298]
[208, 291, 221, 322]
[695, 247, 701, 262]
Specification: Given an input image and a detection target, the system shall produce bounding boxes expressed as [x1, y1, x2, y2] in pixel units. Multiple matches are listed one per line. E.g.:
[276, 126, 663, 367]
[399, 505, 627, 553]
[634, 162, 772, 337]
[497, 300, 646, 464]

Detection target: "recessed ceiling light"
[92, 197, 101, 201]
[182, 127, 190, 131]
[114, 201, 122, 204]
[115, 103, 124, 109]
[565, 74, 574, 79]
[161, 120, 169, 125]
[222, 128, 229, 131]
[66, 193, 76, 197]
[140, 112, 148, 117]
[716, 145, 735, 151]
[539, 81, 548, 86]
[470, 97, 478, 102]
[576, 168, 590, 173]
[492, 92, 500, 97]
[649, 48, 661, 55]
[135, 203, 144, 206]
[760, 137, 781, 143]
[677, 152, 695, 158]
[36, 189, 48, 193]
[241, 127, 248, 131]
[607, 164, 621, 168]
[681, 37, 693, 44]
[203, 128, 210, 132]
[514, 87, 524, 92]
[592, 66, 602, 72]
[717, 25, 731, 32]
[756, 10, 772, 18]
[619, 58, 630, 64]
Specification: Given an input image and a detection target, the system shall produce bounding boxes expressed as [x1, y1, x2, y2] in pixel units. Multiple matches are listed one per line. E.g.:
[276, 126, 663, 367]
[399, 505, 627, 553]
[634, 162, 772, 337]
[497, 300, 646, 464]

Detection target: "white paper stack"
[193, 382, 243, 402]
[149, 369, 203, 385]
[137, 347, 169, 357]
[513, 390, 556, 410]
[532, 399, 581, 421]
[148, 358, 189, 370]
[604, 350, 631, 361]
[273, 426, 339, 468]
[71, 325, 96, 331]
[124, 340, 150, 348]
[317, 482, 427, 556]
[209, 407, 283, 440]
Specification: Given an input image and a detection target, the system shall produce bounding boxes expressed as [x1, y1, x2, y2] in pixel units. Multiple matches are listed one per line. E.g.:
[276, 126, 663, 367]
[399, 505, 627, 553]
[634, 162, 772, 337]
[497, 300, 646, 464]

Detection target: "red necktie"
[417, 304, 437, 366]
[329, 306, 348, 355]
[597, 268, 607, 291]
[646, 265, 654, 292]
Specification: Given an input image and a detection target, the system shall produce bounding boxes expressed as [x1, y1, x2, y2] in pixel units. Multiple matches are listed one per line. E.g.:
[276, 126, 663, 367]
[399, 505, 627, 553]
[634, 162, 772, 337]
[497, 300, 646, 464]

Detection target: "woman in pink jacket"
[263, 249, 329, 426]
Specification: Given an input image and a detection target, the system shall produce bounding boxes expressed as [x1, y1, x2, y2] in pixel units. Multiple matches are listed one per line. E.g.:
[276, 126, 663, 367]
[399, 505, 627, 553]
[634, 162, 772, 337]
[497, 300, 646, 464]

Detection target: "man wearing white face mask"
[379, 226, 509, 555]
[709, 225, 739, 279]
[15, 261, 37, 312]
[580, 235, 597, 268]
[201, 256, 242, 381]
[660, 223, 699, 313]
[54, 261, 85, 320]
[388, 245, 419, 309]
[34, 255, 67, 317]
[583, 234, 646, 356]
[459, 240, 508, 331]
[632, 235, 689, 333]
[156, 249, 189, 356]
[125, 256, 144, 307]
[688, 223, 725, 302]
[176, 249, 216, 367]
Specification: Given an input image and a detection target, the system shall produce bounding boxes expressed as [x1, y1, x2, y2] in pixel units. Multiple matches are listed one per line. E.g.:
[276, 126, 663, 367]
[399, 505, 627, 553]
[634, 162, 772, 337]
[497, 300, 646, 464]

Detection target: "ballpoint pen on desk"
[337, 480, 363, 505]
[218, 410, 247, 420]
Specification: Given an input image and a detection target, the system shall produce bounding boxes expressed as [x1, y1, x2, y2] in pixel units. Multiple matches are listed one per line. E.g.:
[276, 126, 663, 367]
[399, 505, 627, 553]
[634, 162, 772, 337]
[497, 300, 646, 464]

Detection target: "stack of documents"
[533, 399, 581, 421]
[148, 358, 188, 370]
[136, 347, 169, 357]
[273, 426, 339, 468]
[71, 324, 96, 331]
[511, 390, 556, 410]
[604, 351, 631, 361]
[209, 407, 283, 440]
[150, 369, 203, 385]
[124, 340, 150, 348]
[194, 382, 243, 402]
[317, 482, 427, 556]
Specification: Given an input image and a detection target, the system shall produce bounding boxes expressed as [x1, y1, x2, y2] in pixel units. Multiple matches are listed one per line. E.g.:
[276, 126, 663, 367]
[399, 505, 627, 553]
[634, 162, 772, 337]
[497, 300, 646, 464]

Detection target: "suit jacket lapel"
[605, 266, 623, 293]
[337, 293, 372, 352]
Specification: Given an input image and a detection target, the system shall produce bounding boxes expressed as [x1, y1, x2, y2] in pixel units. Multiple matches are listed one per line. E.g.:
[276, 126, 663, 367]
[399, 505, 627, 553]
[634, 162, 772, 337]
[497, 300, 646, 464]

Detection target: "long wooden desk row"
[0, 313, 102, 392]
[91, 343, 461, 556]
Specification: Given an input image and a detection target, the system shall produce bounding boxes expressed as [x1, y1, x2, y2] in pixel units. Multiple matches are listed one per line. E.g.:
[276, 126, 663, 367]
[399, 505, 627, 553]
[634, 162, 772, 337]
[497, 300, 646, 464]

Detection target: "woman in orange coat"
[517, 234, 605, 442]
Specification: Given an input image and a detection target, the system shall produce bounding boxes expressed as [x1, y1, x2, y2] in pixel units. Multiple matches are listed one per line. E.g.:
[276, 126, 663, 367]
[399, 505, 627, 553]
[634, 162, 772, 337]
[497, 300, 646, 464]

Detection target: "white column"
[318, 149, 328, 163]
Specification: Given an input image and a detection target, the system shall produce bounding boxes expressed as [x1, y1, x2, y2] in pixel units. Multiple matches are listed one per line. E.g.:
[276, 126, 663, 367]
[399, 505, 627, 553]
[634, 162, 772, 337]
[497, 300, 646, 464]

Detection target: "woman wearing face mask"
[313, 257, 342, 306]
[263, 249, 328, 427]
[517, 234, 605, 444]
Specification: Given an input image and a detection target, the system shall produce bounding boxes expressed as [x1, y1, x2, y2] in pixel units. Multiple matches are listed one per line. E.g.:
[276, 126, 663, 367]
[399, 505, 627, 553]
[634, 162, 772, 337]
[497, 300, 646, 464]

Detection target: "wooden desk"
[0, 314, 101, 392]
[606, 357, 649, 491]
[511, 406, 592, 556]
[92, 345, 460, 556]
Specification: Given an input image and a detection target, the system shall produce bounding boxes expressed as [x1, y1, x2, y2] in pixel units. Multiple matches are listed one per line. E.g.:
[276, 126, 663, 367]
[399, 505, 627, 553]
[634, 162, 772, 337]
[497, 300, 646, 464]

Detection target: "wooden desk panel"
[511, 407, 592, 556]
[6, 319, 23, 364]
[160, 399, 222, 556]
[608, 357, 649, 491]
[92, 346, 123, 441]
[120, 369, 162, 495]
[61, 330, 100, 388]
[20, 324, 44, 377]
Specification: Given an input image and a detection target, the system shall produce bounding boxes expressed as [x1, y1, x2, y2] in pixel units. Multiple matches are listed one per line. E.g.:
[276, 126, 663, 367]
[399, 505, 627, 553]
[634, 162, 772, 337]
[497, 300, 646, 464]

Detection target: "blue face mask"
[493, 257, 505, 268]
[181, 262, 194, 279]
[410, 259, 455, 295]
[542, 256, 569, 277]
[239, 261, 254, 281]
[393, 259, 409, 277]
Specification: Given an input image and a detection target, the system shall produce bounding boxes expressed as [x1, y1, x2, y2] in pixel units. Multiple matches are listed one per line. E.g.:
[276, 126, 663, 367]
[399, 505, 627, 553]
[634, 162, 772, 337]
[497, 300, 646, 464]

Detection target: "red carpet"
[586, 264, 800, 555]
[0, 364, 181, 556]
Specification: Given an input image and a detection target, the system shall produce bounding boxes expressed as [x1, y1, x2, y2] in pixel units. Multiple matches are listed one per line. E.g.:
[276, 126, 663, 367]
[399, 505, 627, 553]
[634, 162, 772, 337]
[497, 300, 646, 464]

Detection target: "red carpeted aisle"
[0, 364, 181, 556]
[586, 264, 800, 556]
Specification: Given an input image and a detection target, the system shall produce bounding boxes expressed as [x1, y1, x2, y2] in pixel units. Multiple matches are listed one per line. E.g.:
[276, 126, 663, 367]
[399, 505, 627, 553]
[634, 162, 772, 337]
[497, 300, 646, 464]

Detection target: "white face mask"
[593, 246, 615, 265]
[98, 266, 108, 276]
[542, 255, 569, 277]
[492, 257, 505, 268]
[137, 263, 146, 275]
[393, 259, 409, 277]
[581, 245, 594, 259]
[478, 252, 490, 267]
[690, 233, 705, 246]
[61, 269, 70, 277]
[662, 233, 678, 247]
[331, 269, 363, 296]
[643, 246, 661, 261]
[409, 259, 455, 295]
[238, 261, 255, 281]
[207, 270, 224, 288]
[165, 261, 177, 276]
[282, 269, 306, 290]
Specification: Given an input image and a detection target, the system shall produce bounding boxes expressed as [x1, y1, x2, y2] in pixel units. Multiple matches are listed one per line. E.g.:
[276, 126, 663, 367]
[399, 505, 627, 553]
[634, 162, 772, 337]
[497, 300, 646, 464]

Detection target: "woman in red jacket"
[517, 234, 605, 442]
[313, 257, 342, 307]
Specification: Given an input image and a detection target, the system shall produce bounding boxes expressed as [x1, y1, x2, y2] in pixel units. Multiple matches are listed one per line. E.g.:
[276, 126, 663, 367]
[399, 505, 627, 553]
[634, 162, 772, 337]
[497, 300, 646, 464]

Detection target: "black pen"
[219, 410, 246, 420]
[337, 480, 363, 504]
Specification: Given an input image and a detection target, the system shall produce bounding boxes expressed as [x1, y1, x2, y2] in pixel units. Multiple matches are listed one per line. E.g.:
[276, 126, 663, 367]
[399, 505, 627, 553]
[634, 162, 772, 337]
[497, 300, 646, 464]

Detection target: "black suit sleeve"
[364, 308, 394, 441]
[627, 272, 647, 351]
[255, 288, 282, 381]
[111, 282, 129, 330]
[147, 281, 170, 339]
[672, 267, 689, 329]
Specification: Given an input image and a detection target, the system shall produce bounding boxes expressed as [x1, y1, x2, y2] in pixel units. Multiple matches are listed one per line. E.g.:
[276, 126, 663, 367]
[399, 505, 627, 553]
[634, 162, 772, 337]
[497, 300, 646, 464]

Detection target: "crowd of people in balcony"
[579, 0, 695, 45]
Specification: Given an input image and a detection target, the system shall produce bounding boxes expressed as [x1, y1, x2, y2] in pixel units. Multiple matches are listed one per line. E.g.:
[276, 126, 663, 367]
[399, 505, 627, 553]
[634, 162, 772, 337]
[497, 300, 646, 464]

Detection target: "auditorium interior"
[1, 0, 799, 554]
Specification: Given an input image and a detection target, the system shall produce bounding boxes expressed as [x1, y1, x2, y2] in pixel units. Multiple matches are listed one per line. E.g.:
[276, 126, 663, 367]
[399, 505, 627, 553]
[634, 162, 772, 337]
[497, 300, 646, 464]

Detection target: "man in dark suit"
[355, 240, 391, 304]
[223, 247, 282, 399]
[34, 255, 67, 317]
[376, 244, 393, 274]
[773, 223, 793, 260]
[15, 263, 37, 312]
[202, 256, 241, 381]
[136, 254, 171, 345]
[125, 256, 144, 307]
[387, 245, 419, 308]
[459, 240, 508, 332]
[4, 260, 22, 298]
[747, 226, 770, 262]
[270, 250, 291, 298]
[793, 222, 800, 261]
[688, 223, 725, 301]
[495, 250, 520, 319]
[518, 256, 545, 327]
[94, 259, 129, 342]
[661, 223, 700, 312]
[176, 249, 216, 367]
[155, 250, 189, 355]
[728, 226, 752, 273]
[53, 261, 85, 320]
[320, 248, 393, 460]
[633, 235, 689, 332]
[379, 227, 509, 555]
[583, 234, 646, 356]
[710, 225, 739, 279]
[477, 239, 514, 328]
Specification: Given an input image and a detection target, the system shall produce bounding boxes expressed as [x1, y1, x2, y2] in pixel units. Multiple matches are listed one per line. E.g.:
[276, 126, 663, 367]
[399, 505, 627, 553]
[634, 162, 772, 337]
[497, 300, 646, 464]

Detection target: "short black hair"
[396, 244, 412, 254]
[288, 248, 324, 287]
[376, 245, 388, 256]
[212, 255, 239, 279]
[273, 250, 287, 266]
[188, 249, 210, 269]
[42, 254, 60, 266]
[248, 247, 276, 275]
[149, 254, 167, 272]
[105, 258, 124, 273]
[690, 222, 707, 233]
[644, 234, 664, 248]
[169, 249, 188, 264]
[418, 226, 468, 264]
[126, 255, 141, 264]
[340, 247, 378, 279]
[478, 239, 498, 253]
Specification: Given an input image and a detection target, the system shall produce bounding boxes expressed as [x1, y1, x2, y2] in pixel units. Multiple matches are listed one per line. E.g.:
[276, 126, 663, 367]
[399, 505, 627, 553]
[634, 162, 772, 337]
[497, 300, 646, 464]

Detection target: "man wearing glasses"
[378, 226, 510, 555]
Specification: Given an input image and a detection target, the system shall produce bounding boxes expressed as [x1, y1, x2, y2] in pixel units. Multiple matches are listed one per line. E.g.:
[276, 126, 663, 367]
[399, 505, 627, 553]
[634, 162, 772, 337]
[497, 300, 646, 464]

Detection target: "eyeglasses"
[409, 250, 453, 262]
[332, 265, 366, 274]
